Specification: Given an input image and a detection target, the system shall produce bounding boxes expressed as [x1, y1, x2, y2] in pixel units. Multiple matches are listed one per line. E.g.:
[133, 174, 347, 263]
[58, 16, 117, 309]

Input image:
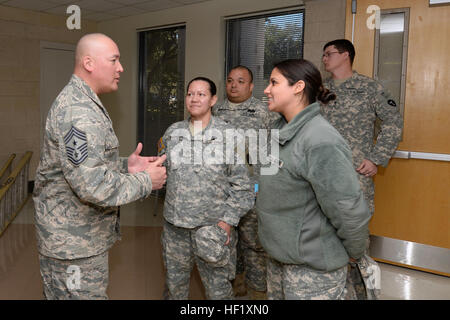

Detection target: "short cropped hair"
[323, 39, 355, 65]
[229, 65, 253, 83]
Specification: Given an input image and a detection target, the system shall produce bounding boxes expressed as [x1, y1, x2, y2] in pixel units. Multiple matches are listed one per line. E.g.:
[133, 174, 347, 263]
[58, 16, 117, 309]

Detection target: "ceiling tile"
[106, 6, 146, 17]
[76, 0, 123, 12]
[173, 0, 210, 4]
[45, 0, 78, 4]
[108, 0, 149, 5]
[83, 11, 121, 21]
[43, 4, 95, 17]
[2, 0, 56, 11]
[43, 4, 75, 15]
[133, 0, 180, 12]
[0, 0, 216, 19]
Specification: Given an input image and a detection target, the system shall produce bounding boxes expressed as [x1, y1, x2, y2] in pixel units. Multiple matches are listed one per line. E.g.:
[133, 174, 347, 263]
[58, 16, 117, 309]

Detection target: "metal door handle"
[393, 150, 450, 162]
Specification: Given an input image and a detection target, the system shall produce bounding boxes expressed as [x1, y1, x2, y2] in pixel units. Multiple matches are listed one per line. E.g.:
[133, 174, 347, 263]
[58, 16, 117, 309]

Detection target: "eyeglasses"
[322, 51, 341, 58]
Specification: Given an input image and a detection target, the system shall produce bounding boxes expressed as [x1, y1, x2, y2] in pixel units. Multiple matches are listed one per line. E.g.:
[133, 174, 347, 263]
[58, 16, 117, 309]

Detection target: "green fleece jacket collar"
[277, 102, 321, 145]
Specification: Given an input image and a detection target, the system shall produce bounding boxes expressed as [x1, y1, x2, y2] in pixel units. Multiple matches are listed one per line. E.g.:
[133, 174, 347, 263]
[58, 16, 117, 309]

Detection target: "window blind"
[226, 10, 304, 101]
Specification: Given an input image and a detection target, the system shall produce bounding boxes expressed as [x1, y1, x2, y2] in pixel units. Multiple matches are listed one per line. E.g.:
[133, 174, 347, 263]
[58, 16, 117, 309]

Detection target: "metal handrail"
[0, 151, 32, 237]
[0, 154, 16, 182]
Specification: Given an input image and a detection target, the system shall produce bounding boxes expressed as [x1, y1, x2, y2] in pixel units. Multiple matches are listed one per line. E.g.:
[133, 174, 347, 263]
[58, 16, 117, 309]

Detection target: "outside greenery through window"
[138, 26, 186, 156]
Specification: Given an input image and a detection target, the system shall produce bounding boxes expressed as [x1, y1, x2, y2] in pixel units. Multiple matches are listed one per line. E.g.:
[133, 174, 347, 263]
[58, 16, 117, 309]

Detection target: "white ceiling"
[0, 0, 213, 21]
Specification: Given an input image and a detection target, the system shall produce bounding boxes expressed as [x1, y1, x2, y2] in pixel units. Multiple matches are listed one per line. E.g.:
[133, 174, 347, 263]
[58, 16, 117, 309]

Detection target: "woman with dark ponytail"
[255, 59, 371, 299]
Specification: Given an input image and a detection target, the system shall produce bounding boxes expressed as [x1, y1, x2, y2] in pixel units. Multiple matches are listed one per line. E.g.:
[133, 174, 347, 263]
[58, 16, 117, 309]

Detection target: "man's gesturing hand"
[128, 142, 158, 174]
[145, 154, 167, 190]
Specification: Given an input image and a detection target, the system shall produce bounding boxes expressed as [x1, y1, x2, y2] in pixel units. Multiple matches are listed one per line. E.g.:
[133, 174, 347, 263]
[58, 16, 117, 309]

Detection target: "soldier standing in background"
[212, 66, 279, 299]
[320, 39, 403, 299]
[33, 33, 167, 300]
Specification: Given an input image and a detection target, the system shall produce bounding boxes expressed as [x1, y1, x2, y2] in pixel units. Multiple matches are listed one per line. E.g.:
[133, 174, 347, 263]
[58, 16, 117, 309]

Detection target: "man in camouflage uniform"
[159, 90, 254, 299]
[212, 66, 279, 299]
[320, 39, 403, 299]
[33, 33, 167, 300]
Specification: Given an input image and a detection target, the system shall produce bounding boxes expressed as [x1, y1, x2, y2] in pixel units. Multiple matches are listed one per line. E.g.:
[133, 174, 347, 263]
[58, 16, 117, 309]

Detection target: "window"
[225, 10, 304, 101]
[138, 25, 186, 156]
[373, 8, 409, 138]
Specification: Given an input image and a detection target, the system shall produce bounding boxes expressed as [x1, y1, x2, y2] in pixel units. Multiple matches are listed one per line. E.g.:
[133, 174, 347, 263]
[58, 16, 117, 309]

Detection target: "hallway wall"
[98, 0, 346, 158]
[0, 5, 97, 178]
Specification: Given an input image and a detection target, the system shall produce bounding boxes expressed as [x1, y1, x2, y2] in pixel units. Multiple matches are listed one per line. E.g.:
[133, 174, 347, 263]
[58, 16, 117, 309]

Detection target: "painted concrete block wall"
[0, 5, 97, 178]
[303, 0, 347, 76]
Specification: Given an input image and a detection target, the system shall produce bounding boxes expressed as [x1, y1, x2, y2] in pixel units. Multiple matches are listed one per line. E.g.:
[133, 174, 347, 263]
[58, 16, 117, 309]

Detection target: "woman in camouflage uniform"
[159, 77, 254, 299]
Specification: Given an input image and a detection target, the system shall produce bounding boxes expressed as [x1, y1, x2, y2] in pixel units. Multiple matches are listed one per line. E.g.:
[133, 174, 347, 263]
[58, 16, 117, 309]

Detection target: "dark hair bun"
[317, 85, 336, 104]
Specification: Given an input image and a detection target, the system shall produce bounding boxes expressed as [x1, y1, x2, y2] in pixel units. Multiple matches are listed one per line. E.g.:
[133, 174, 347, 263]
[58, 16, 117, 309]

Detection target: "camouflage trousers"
[266, 257, 347, 300]
[353, 175, 375, 298]
[236, 208, 267, 291]
[345, 262, 368, 300]
[344, 238, 372, 300]
[162, 221, 237, 300]
[38, 251, 109, 300]
[359, 174, 375, 215]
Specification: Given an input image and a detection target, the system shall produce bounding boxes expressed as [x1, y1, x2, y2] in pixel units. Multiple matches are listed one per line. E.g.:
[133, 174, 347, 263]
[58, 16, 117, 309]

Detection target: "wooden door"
[344, 0, 449, 275]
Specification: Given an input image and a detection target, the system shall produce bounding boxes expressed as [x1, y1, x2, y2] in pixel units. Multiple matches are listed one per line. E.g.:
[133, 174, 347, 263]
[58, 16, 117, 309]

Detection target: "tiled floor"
[1, 196, 449, 300]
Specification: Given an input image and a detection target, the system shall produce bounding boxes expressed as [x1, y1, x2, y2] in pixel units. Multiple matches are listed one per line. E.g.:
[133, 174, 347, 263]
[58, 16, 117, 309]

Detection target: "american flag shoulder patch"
[157, 137, 165, 154]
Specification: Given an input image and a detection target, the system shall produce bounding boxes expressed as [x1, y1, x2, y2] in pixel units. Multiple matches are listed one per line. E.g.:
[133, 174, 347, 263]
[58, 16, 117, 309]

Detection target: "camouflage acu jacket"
[159, 116, 254, 228]
[321, 72, 403, 168]
[212, 97, 280, 184]
[33, 74, 152, 260]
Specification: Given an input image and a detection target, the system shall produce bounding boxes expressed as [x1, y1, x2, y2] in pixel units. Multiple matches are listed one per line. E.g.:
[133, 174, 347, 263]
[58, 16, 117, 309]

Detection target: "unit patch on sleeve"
[387, 99, 397, 107]
[64, 126, 88, 166]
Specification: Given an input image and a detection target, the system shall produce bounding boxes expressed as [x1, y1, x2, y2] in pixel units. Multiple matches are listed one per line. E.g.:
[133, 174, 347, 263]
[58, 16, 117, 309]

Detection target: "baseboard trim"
[369, 235, 450, 276]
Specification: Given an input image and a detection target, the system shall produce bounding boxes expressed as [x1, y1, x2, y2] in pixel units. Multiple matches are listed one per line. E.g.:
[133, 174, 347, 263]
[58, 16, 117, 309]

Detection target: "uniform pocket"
[257, 209, 303, 265]
[104, 133, 119, 163]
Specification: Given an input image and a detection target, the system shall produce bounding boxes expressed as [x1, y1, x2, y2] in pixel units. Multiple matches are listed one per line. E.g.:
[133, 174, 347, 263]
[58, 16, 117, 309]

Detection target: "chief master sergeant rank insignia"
[64, 126, 88, 166]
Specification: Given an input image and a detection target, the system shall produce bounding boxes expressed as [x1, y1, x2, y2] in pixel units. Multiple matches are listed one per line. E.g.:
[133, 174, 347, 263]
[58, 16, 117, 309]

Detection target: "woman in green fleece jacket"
[256, 59, 371, 300]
